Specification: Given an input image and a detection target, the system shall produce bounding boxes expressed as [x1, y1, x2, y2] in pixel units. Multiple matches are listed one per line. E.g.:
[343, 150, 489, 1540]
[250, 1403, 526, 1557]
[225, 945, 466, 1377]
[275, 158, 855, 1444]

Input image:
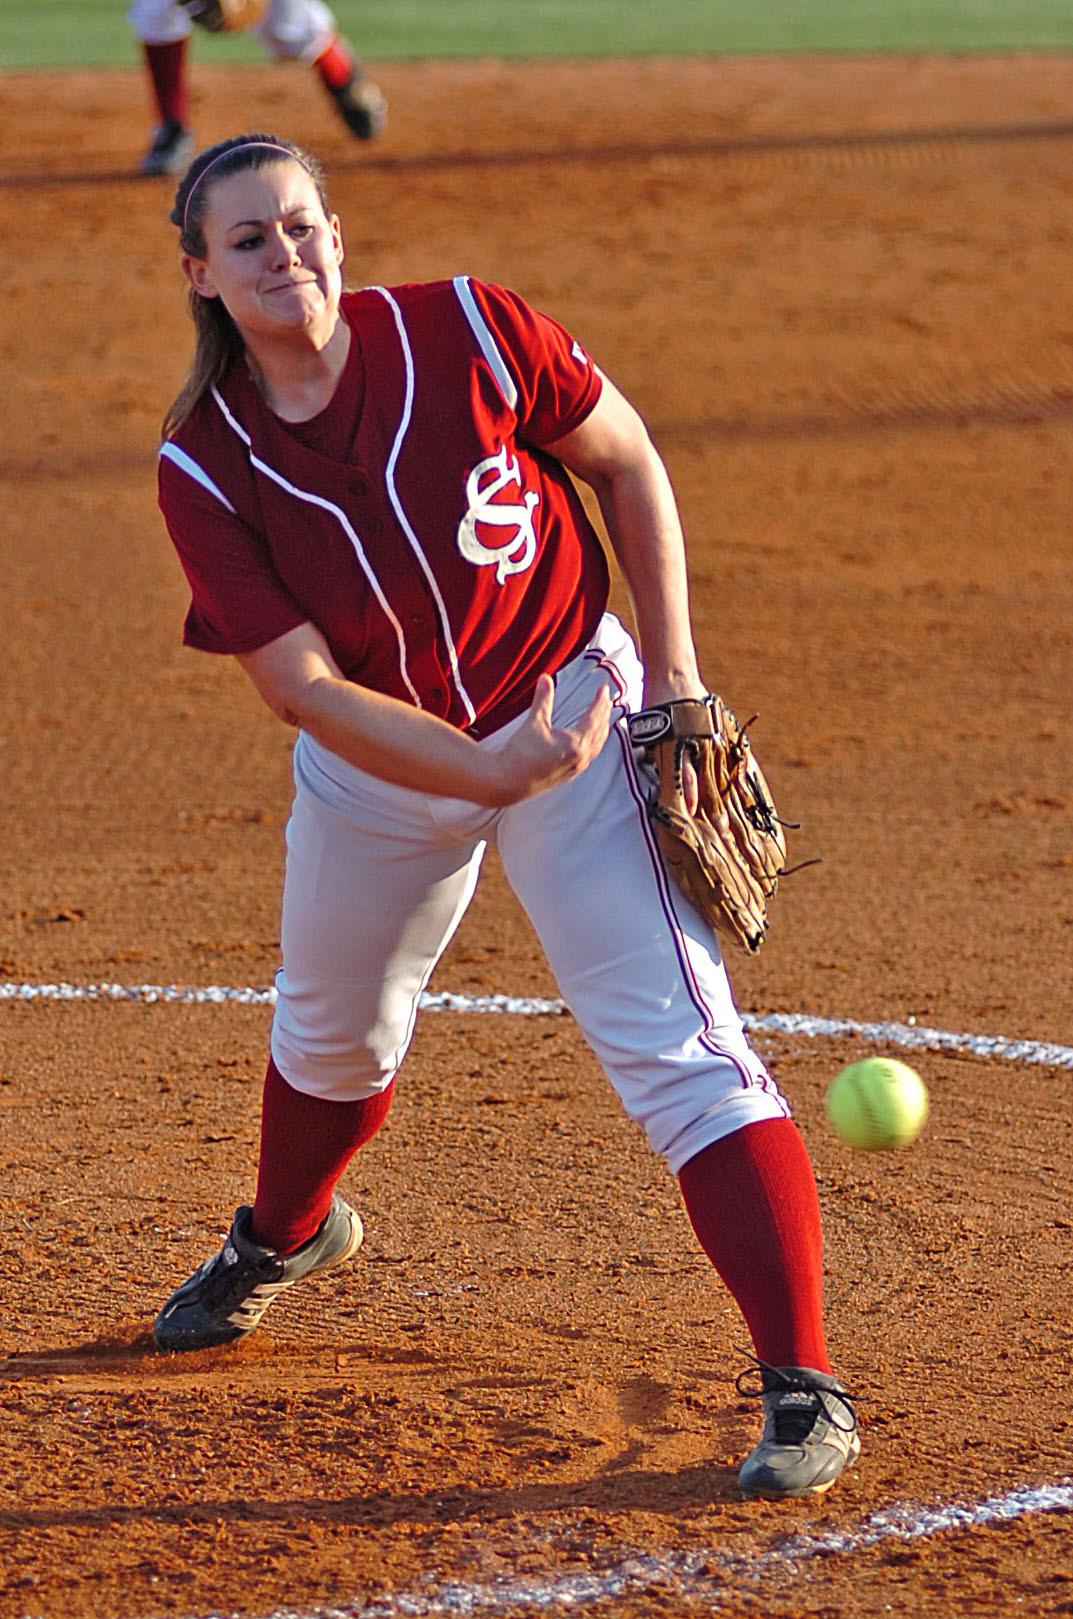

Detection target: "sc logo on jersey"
[456, 447, 540, 583]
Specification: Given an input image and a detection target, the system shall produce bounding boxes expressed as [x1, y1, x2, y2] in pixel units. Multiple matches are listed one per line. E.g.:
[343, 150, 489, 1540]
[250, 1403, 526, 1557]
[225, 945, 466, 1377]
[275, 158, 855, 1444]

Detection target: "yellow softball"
[825, 1057, 929, 1150]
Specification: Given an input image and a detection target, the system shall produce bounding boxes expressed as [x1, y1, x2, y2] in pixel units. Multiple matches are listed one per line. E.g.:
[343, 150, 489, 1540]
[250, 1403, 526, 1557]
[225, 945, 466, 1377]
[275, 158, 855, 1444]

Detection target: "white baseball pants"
[129, 0, 336, 60]
[270, 614, 791, 1173]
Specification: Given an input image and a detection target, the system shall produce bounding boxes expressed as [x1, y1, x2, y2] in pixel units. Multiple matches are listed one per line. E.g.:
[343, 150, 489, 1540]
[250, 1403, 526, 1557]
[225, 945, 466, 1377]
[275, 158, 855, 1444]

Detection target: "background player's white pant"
[271, 614, 791, 1173]
[129, 0, 336, 61]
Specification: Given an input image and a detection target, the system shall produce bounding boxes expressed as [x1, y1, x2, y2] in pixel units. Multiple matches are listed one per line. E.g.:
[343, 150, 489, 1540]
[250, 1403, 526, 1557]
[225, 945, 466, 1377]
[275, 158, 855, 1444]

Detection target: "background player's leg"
[258, 0, 387, 137]
[128, 0, 195, 173]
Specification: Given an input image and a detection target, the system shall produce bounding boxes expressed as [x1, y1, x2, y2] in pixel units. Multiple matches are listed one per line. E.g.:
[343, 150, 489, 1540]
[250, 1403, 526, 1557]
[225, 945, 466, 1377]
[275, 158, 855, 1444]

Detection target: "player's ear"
[330, 213, 344, 267]
[182, 254, 219, 298]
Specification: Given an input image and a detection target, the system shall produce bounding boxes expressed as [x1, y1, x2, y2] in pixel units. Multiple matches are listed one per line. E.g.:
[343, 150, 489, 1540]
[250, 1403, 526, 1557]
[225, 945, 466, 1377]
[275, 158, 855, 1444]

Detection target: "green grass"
[3, 0, 1073, 71]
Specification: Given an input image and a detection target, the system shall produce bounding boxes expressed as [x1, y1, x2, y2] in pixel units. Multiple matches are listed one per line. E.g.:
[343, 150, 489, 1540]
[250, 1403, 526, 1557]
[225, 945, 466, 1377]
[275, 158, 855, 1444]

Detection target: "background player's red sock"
[143, 40, 188, 127]
[313, 34, 357, 92]
[252, 1057, 394, 1255]
[677, 1117, 831, 1372]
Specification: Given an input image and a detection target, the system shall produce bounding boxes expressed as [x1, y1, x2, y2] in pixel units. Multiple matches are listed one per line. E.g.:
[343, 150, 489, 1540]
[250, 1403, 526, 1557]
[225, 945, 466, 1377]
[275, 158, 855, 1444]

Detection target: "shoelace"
[734, 1355, 858, 1443]
[194, 1241, 282, 1308]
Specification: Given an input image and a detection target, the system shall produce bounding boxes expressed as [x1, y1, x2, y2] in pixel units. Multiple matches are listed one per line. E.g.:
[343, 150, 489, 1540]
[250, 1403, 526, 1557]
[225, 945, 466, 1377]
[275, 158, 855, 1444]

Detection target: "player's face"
[183, 160, 344, 345]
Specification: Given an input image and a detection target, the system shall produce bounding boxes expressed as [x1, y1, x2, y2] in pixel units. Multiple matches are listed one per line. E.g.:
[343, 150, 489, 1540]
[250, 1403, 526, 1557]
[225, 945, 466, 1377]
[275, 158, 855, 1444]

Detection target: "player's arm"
[236, 622, 610, 807]
[544, 372, 706, 708]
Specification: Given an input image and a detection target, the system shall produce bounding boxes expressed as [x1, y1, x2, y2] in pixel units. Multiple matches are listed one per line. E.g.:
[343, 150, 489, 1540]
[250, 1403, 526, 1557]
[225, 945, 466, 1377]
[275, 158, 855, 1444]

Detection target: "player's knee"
[607, 1059, 790, 1173]
[257, 20, 326, 59]
[658, 1090, 793, 1174]
[130, 0, 193, 44]
[270, 1031, 397, 1102]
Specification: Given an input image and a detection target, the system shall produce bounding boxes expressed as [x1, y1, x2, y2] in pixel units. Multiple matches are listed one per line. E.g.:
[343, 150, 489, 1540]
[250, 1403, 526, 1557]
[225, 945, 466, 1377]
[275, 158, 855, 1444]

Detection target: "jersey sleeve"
[462, 279, 604, 446]
[158, 448, 309, 655]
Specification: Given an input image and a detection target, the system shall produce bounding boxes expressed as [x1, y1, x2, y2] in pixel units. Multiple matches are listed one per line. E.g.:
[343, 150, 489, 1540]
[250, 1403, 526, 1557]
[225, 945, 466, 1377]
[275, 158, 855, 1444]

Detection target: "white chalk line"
[2, 981, 1071, 1070]
[195, 1478, 1073, 1619]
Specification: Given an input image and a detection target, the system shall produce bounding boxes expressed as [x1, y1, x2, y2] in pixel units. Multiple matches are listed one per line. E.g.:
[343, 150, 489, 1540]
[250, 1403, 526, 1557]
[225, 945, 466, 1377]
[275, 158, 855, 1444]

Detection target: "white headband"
[182, 140, 309, 234]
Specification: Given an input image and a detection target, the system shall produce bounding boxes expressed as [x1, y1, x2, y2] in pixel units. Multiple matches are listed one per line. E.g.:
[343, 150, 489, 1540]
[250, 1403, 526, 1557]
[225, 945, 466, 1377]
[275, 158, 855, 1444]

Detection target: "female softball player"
[130, 0, 386, 176]
[150, 132, 860, 1500]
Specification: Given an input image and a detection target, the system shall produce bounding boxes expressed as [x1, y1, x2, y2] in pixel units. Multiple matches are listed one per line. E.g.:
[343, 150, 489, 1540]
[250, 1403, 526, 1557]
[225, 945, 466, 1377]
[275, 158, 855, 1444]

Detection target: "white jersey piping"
[159, 442, 238, 514]
[370, 285, 478, 727]
[207, 385, 422, 708]
[452, 275, 519, 412]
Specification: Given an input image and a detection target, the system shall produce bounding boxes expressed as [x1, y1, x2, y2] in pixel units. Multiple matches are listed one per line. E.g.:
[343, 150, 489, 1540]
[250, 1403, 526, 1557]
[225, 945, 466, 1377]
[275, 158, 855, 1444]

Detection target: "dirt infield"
[1, 48, 1072, 1619]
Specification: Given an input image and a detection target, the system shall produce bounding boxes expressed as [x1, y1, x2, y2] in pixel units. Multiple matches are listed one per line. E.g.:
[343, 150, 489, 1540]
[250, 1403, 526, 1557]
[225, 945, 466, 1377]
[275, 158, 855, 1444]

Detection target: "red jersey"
[159, 277, 610, 735]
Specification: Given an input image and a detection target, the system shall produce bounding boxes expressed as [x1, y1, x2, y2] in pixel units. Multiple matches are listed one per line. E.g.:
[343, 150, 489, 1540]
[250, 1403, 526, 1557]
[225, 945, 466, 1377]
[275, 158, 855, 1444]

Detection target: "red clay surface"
[1, 49, 1072, 1619]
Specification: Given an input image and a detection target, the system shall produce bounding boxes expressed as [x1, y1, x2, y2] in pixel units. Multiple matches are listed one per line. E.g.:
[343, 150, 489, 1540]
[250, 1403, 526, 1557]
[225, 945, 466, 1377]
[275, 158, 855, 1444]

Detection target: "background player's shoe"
[153, 1194, 363, 1351]
[736, 1361, 860, 1499]
[328, 71, 388, 139]
[140, 119, 195, 177]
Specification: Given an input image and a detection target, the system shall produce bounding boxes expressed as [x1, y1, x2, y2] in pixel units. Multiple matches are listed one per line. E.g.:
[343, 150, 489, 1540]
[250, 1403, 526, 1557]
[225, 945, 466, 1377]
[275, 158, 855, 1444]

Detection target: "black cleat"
[153, 1195, 363, 1351]
[328, 71, 387, 140]
[140, 118, 195, 177]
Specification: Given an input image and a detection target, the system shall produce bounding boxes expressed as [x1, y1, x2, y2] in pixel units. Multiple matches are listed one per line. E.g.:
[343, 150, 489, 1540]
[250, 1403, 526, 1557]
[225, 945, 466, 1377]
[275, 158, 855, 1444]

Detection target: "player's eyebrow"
[223, 208, 316, 233]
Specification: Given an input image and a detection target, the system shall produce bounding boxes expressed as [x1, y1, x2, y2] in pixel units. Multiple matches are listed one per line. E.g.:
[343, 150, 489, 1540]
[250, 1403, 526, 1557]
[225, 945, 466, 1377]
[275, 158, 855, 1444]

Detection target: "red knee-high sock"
[143, 40, 189, 126]
[313, 34, 357, 91]
[677, 1117, 830, 1372]
[252, 1057, 394, 1254]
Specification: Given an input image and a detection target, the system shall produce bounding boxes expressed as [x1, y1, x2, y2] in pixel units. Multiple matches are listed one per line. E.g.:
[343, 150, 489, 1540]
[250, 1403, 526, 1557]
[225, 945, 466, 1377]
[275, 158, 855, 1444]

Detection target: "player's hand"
[488, 674, 611, 803]
[639, 736, 700, 816]
[638, 681, 709, 817]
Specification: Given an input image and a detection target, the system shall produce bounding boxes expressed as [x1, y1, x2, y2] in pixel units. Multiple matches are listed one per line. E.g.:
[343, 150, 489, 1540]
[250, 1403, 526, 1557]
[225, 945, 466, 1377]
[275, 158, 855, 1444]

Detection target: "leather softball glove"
[627, 695, 790, 954]
[179, 0, 268, 31]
